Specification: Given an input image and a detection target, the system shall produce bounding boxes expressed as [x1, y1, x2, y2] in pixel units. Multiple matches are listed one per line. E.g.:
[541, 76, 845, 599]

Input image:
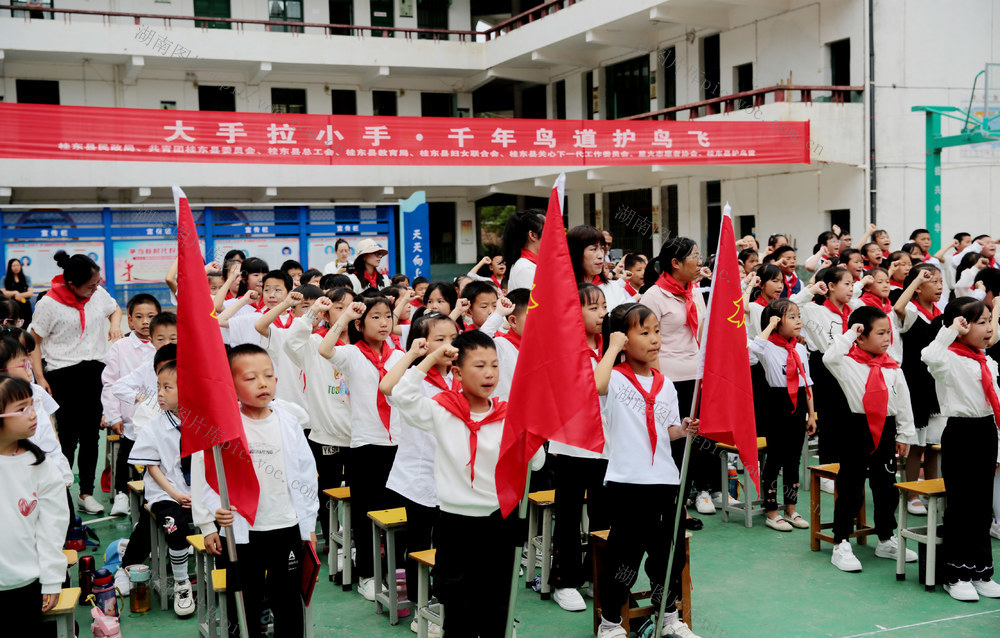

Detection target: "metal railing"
[621, 84, 865, 121]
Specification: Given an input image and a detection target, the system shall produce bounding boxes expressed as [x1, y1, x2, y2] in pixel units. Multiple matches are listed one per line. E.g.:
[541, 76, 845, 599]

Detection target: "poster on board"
[212, 237, 300, 269]
[5, 242, 106, 288]
[113, 239, 206, 285]
[308, 235, 389, 274]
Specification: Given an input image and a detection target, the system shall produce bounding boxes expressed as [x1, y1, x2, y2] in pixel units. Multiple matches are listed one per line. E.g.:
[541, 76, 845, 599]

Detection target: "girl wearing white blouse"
[501, 208, 545, 293]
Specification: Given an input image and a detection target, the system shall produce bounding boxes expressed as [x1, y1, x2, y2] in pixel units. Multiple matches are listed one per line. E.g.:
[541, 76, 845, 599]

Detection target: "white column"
[454, 199, 477, 264]
[650, 186, 663, 252]
[566, 191, 585, 227]
[565, 72, 585, 119]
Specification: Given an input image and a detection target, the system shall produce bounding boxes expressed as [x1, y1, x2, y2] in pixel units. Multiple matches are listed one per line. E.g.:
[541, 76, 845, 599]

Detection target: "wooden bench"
[590, 530, 691, 634]
[323, 486, 353, 591]
[410, 549, 444, 638]
[525, 489, 555, 598]
[808, 464, 875, 551]
[127, 479, 145, 523]
[717, 437, 767, 528]
[894, 478, 947, 591]
[369, 507, 413, 625]
[42, 587, 80, 638]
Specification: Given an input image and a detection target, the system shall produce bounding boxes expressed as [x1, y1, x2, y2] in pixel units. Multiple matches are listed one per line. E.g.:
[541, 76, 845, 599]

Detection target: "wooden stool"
[211, 568, 314, 638]
[107, 433, 121, 496]
[525, 489, 555, 598]
[411, 549, 444, 638]
[801, 432, 819, 484]
[188, 534, 219, 638]
[894, 478, 947, 591]
[127, 479, 145, 524]
[590, 530, 692, 635]
[808, 464, 875, 551]
[323, 487, 352, 591]
[61, 549, 78, 568]
[42, 587, 80, 638]
[369, 507, 413, 625]
[717, 437, 766, 528]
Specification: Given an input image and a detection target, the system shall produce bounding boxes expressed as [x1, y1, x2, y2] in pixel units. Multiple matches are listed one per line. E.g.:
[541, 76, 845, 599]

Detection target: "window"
[328, 0, 354, 35]
[198, 85, 236, 112]
[373, 90, 398, 116]
[661, 47, 676, 120]
[194, 0, 231, 29]
[429, 202, 457, 264]
[705, 181, 722, 254]
[734, 63, 753, 109]
[663, 185, 679, 240]
[554, 80, 566, 120]
[701, 34, 720, 100]
[417, 0, 449, 39]
[330, 90, 357, 115]
[585, 71, 594, 118]
[271, 88, 307, 113]
[421, 93, 455, 117]
[269, 0, 303, 33]
[737, 215, 756, 239]
[16, 79, 59, 105]
[11, 0, 53, 19]
[829, 209, 851, 235]
[608, 189, 653, 258]
[605, 55, 649, 119]
[520, 85, 546, 119]
[370, 0, 394, 38]
[829, 38, 851, 85]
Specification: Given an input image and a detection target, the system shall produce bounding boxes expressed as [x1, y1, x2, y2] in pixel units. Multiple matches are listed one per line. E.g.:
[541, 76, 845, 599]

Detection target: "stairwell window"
[269, 0, 303, 33]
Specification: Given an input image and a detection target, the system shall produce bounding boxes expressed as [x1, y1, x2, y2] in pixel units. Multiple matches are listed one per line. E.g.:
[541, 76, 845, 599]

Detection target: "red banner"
[0, 103, 809, 166]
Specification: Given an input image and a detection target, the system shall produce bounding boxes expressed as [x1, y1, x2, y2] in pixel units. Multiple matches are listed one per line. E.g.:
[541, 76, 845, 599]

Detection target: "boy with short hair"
[220, 270, 294, 346]
[412, 277, 430, 308]
[495, 288, 529, 401]
[102, 293, 160, 516]
[194, 344, 318, 638]
[823, 306, 919, 572]
[386, 331, 544, 638]
[125, 361, 196, 617]
[252, 285, 321, 411]
[111, 313, 178, 437]
[620, 254, 647, 298]
[460, 280, 511, 334]
[771, 246, 801, 297]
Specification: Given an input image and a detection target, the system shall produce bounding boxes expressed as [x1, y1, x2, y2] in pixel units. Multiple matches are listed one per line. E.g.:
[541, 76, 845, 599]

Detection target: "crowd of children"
[1, 219, 999, 638]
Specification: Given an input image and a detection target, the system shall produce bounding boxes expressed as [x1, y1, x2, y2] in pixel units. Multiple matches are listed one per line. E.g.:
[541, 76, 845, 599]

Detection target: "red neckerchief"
[389, 334, 403, 351]
[251, 297, 267, 313]
[989, 256, 998, 268]
[491, 274, 503, 288]
[947, 342, 1000, 429]
[613, 363, 665, 464]
[846, 344, 900, 453]
[624, 281, 638, 297]
[881, 249, 891, 259]
[425, 367, 460, 393]
[921, 252, 932, 263]
[519, 249, 538, 264]
[364, 270, 380, 289]
[754, 296, 769, 307]
[860, 292, 894, 343]
[655, 272, 698, 339]
[356, 340, 393, 439]
[225, 291, 235, 301]
[767, 333, 812, 411]
[910, 299, 941, 323]
[431, 391, 507, 486]
[592, 275, 603, 286]
[313, 325, 330, 338]
[47, 274, 91, 335]
[273, 312, 294, 329]
[588, 334, 603, 363]
[822, 299, 850, 333]
[399, 319, 411, 326]
[889, 279, 904, 289]
[783, 271, 799, 293]
[495, 330, 521, 351]
[410, 298, 423, 308]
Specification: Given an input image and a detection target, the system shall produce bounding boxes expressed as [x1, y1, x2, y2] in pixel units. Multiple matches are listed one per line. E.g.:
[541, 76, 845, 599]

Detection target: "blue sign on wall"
[399, 191, 430, 281]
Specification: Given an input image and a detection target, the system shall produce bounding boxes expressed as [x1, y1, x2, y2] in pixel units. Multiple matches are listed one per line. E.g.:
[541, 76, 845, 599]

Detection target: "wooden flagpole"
[212, 445, 251, 638]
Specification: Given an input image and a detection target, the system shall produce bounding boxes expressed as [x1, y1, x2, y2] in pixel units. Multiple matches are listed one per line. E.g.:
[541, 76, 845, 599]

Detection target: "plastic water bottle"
[728, 466, 739, 500]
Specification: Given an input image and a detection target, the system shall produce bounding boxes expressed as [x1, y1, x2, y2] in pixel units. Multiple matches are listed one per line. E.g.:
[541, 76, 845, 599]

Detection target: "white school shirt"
[0, 452, 68, 594]
[329, 344, 406, 447]
[392, 368, 545, 517]
[507, 257, 536, 292]
[748, 337, 814, 389]
[921, 327, 1000, 461]
[31, 286, 119, 370]
[259, 326, 308, 411]
[800, 299, 860, 354]
[101, 332, 155, 439]
[494, 333, 519, 401]
[386, 371, 453, 508]
[821, 330, 918, 444]
[599, 280, 631, 312]
[242, 412, 299, 531]
[111, 357, 160, 435]
[128, 411, 189, 508]
[283, 316, 351, 447]
[601, 369, 682, 485]
[745, 288, 815, 341]
[28, 383, 73, 486]
[950, 240, 999, 268]
[951, 266, 988, 302]
[322, 260, 349, 275]
[550, 354, 609, 459]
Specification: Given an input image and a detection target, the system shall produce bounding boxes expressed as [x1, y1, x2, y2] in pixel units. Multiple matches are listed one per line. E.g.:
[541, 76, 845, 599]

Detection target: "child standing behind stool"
[750, 299, 816, 532]
[920, 297, 1000, 601]
[594, 304, 700, 638]
[823, 306, 919, 573]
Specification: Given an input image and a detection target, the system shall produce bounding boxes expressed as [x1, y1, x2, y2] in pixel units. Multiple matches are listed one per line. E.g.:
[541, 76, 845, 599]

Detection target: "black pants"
[400, 496, 439, 602]
[150, 500, 194, 552]
[810, 352, 847, 464]
[833, 414, 898, 543]
[121, 512, 152, 567]
[942, 416, 998, 584]
[0, 580, 42, 636]
[115, 435, 135, 494]
[597, 483, 686, 620]
[760, 387, 806, 512]
[48, 360, 105, 495]
[434, 510, 524, 638]
[549, 454, 610, 589]
[308, 439, 348, 542]
[671, 380, 720, 496]
[348, 444, 400, 578]
[216, 525, 304, 638]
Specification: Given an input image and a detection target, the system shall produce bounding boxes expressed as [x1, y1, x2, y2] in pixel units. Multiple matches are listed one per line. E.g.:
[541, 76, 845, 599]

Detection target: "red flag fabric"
[696, 204, 760, 493]
[495, 174, 605, 517]
[173, 186, 260, 525]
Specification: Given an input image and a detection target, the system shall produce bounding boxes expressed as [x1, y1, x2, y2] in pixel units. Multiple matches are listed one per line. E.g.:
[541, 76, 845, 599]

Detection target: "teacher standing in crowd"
[3, 258, 34, 326]
[30, 250, 122, 515]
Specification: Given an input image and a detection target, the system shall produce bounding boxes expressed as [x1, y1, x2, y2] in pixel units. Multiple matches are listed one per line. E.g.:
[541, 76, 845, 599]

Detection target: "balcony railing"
[621, 84, 864, 121]
[0, 0, 581, 42]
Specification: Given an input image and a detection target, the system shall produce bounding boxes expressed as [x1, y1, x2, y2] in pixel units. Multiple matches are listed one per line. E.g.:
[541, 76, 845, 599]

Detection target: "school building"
[1, 0, 998, 297]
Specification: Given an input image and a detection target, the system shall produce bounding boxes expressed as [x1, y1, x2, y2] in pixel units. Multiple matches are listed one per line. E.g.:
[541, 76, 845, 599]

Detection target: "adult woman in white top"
[502, 208, 545, 292]
[567, 225, 630, 311]
[322, 238, 352, 275]
[30, 251, 122, 515]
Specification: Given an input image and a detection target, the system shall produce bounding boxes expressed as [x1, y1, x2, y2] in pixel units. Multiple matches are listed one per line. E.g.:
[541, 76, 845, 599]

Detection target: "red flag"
[495, 174, 604, 517]
[173, 186, 260, 525]
[696, 203, 759, 493]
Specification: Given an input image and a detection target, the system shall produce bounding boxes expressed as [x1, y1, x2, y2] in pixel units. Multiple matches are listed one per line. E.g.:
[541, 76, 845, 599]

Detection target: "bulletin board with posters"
[4, 241, 107, 288]
[308, 234, 390, 275]
[212, 237, 301, 269]
[112, 239, 207, 285]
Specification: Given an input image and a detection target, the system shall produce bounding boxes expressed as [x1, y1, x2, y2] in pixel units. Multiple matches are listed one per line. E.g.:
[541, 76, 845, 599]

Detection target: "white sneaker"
[520, 546, 543, 567]
[874, 536, 917, 562]
[410, 618, 443, 637]
[831, 540, 862, 572]
[661, 617, 701, 637]
[944, 580, 979, 602]
[712, 491, 741, 507]
[907, 498, 927, 516]
[358, 577, 378, 601]
[77, 494, 104, 515]
[110, 493, 130, 517]
[597, 621, 628, 638]
[972, 579, 1000, 598]
[990, 521, 1000, 541]
[173, 580, 195, 617]
[337, 548, 343, 572]
[552, 587, 586, 612]
[694, 491, 716, 515]
[820, 478, 835, 494]
[765, 515, 793, 532]
[114, 567, 130, 596]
